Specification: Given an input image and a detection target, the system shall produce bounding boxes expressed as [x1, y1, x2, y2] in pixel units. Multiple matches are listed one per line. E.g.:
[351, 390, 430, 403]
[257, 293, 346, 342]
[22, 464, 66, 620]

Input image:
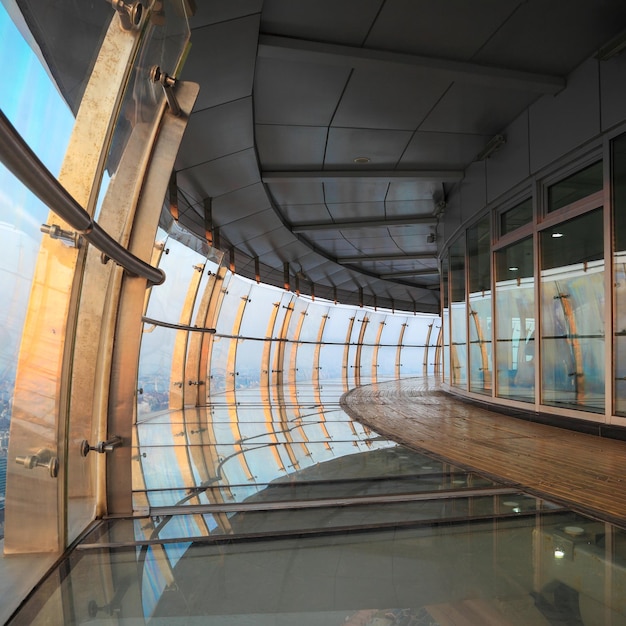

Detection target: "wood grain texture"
[342, 378, 626, 527]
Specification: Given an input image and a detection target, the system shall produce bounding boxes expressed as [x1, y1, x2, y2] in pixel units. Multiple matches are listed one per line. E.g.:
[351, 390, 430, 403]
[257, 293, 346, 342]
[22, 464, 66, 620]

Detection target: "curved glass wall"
[0, 3, 75, 539]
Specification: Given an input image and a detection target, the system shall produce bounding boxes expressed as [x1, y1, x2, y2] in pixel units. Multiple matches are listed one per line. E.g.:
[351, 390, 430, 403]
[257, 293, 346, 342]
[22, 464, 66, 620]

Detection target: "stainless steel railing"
[0, 109, 165, 285]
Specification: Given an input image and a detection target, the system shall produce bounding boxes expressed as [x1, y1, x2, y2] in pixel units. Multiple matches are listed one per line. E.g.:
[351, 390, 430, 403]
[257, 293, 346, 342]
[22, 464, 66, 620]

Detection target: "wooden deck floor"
[342, 378, 626, 527]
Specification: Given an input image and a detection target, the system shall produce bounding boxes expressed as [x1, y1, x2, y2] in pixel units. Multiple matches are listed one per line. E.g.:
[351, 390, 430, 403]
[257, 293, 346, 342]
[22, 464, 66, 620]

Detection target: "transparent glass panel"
[468, 217, 492, 395]
[613, 133, 626, 416]
[240, 282, 284, 338]
[286, 298, 309, 341]
[450, 237, 467, 388]
[0, 170, 59, 542]
[547, 161, 603, 213]
[347, 344, 360, 387]
[495, 237, 535, 402]
[399, 346, 425, 376]
[234, 338, 265, 389]
[540, 210, 604, 412]
[144, 234, 207, 324]
[94, 0, 192, 217]
[359, 344, 376, 382]
[402, 314, 433, 346]
[442, 254, 450, 382]
[319, 344, 345, 380]
[295, 343, 316, 381]
[298, 303, 327, 343]
[0, 4, 74, 174]
[500, 197, 533, 236]
[377, 345, 398, 378]
[0, 7, 76, 541]
[213, 272, 252, 335]
[361, 312, 385, 344]
[322, 306, 356, 343]
[19, 506, 626, 625]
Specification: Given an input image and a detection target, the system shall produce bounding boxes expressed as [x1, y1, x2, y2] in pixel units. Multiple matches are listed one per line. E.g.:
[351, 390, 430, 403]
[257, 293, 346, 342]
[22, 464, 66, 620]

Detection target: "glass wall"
[540, 210, 605, 413]
[0, 3, 75, 539]
[495, 237, 535, 402]
[468, 216, 492, 395]
[444, 152, 613, 421]
[614, 133, 626, 416]
[449, 238, 467, 388]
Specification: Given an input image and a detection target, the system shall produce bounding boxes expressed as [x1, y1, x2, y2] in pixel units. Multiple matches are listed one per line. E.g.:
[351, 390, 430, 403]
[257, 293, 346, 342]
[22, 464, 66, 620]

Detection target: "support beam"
[258, 34, 565, 94]
[262, 170, 463, 184]
[380, 269, 439, 279]
[338, 253, 437, 263]
[292, 216, 436, 232]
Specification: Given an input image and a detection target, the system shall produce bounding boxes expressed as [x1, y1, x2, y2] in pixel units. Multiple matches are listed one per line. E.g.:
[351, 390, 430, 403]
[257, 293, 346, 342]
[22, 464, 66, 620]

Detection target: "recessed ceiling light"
[353, 156, 371, 164]
[552, 232, 564, 238]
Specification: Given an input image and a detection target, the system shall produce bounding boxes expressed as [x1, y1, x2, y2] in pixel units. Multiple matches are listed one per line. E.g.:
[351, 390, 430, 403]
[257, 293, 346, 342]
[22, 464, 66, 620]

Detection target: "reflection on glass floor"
[9, 380, 626, 625]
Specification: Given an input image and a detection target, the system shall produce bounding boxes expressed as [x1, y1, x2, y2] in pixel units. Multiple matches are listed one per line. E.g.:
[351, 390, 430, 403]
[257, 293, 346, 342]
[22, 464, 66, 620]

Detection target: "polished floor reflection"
[9, 379, 626, 625]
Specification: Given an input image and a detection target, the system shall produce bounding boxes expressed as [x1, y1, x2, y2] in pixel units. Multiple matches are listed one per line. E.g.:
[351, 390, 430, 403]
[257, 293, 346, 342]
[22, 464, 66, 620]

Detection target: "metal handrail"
[0, 109, 165, 285]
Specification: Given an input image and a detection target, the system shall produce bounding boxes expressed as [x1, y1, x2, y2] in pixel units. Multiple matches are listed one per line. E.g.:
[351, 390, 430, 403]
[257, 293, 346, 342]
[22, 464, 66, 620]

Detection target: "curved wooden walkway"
[342, 377, 626, 527]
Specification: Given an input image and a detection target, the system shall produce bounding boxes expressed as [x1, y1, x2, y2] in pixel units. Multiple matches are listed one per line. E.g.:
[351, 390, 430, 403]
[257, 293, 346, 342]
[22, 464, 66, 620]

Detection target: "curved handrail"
[0, 109, 165, 285]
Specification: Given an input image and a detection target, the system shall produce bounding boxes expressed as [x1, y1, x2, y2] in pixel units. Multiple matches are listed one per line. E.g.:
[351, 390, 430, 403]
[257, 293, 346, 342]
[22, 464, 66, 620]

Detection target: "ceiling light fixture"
[508, 266, 519, 271]
[552, 232, 564, 238]
[475, 134, 506, 161]
[353, 156, 371, 164]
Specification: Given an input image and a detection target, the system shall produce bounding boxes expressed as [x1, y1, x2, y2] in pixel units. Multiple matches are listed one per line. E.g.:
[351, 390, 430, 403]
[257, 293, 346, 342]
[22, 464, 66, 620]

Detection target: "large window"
[614, 133, 626, 416]
[540, 210, 604, 413]
[0, 3, 74, 538]
[468, 216, 492, 395]
[449, 238, 467, 388]
[495, 237, 535, 402]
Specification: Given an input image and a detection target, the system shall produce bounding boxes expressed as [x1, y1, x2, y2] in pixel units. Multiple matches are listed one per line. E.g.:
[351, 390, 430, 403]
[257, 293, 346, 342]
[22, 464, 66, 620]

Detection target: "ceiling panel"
[254, 58, 350, 125]
[236, 227, 299, 258]
[323, 180, 390, 204]
[332, 70, 450, 130]
[474, 0, 626, 75]
[419, 82, 539, 135]
[189, 0, 262, 28]
[266, 181, 326, 205]
[388, 223, 435, 238]
[256, 124, 327, 169]
[308, 239, 362, 257]
[326, 201, 386, 221]
[279, 203, 332, 225]
[181, 15, 260, 111]
[278, 204, 331, 227]
[260, 0, 384, 45]
[344, 236, 405, 255]
[177, 149, 260, 200]
[399, 131, 490, 169]
[337, 226, 408, 245]
[221, 209, 285, 246]
[213, 183, 272, 225]
[386, 182, 439, 202]
[324, 128, 413, 168]
[366, 0, 520, 59]
[176, 98, 254, 171]
[385, 199, 436, 216]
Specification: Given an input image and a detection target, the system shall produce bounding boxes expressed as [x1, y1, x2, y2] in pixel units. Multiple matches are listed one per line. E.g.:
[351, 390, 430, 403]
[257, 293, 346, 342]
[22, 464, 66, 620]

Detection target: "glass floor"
[8, 381, 626, 625]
